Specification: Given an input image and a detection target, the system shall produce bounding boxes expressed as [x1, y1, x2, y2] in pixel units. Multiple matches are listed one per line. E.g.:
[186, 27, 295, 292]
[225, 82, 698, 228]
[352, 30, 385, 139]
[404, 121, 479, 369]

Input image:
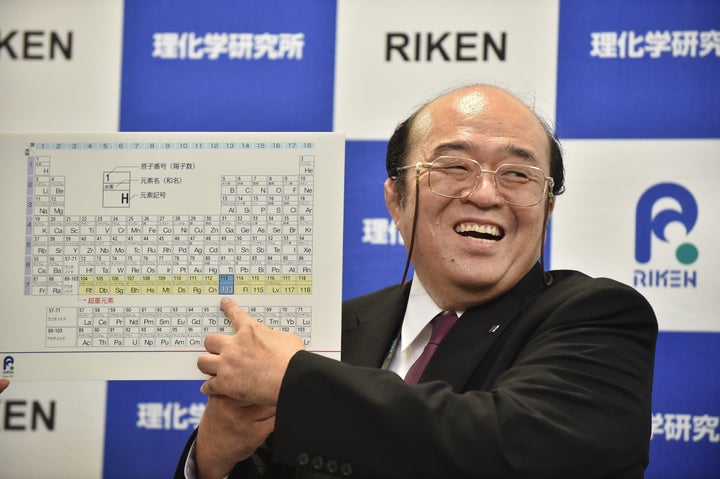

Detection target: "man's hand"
[198, 297, 304, 406]
[0, 378, 9, 394]
[196, 395, 275, 479]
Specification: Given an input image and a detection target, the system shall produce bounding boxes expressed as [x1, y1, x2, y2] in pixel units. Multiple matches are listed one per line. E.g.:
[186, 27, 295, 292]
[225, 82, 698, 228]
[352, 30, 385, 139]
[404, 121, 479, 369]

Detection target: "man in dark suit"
[176, 84, 658, 478]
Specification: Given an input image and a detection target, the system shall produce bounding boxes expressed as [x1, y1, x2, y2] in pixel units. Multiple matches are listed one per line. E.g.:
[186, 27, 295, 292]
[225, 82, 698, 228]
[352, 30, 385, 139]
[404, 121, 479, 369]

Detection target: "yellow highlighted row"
[77, 274, 312, 295]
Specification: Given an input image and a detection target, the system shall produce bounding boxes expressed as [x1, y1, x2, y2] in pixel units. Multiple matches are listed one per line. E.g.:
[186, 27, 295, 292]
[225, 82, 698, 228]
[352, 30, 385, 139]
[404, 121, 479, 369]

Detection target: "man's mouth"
[455, 223, 504, 242]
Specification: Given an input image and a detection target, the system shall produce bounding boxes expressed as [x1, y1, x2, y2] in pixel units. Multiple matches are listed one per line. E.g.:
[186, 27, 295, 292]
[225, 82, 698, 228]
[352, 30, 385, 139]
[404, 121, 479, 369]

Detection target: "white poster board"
[0, 132, 345, 380]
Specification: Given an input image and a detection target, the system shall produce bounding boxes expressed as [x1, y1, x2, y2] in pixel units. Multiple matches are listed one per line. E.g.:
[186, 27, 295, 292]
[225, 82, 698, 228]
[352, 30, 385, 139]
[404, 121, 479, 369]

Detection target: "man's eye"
[437, 161, 471, 172]
[501, 168, 531, 180]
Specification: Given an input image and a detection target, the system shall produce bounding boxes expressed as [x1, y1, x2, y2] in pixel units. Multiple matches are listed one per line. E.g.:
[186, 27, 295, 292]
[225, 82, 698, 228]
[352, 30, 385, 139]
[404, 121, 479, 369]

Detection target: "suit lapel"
[421, 264, 547, 391]
[421, 298, 523, 390]
[340, 264, 547, 387]
[341, 284, 410, 368]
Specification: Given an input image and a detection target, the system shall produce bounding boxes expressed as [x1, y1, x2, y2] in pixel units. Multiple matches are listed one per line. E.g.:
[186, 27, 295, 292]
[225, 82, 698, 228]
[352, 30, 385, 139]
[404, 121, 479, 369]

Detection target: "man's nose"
[463, 172, 502, 204]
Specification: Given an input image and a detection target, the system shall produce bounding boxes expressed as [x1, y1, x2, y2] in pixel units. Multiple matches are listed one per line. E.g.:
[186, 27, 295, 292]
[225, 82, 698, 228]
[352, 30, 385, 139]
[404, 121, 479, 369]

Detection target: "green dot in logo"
[676, 243, 698, 265]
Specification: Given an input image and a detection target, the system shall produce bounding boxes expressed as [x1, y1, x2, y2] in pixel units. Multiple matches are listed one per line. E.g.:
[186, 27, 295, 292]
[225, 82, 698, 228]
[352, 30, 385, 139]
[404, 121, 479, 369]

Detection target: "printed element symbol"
[635, 183, 698, 265]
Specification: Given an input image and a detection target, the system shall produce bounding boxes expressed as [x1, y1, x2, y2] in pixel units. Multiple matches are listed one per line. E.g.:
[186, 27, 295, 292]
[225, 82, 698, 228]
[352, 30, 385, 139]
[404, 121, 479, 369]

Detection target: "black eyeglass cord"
[400, 171, 421, 286]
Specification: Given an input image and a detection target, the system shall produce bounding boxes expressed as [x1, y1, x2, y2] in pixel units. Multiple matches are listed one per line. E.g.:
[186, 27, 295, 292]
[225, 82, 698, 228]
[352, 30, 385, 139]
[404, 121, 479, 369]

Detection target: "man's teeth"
[455, 224, 503, 241]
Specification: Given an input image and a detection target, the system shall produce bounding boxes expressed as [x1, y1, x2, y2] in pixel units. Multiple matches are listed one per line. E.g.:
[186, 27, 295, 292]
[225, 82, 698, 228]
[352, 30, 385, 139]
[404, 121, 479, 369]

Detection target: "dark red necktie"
[404, 311, 458, 385]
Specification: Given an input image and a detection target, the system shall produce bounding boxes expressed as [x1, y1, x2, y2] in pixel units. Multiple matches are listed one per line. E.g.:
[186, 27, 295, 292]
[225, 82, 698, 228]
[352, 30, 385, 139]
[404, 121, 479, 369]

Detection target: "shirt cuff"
[183, 439, 199, 479]
[183, 440, 231, 479]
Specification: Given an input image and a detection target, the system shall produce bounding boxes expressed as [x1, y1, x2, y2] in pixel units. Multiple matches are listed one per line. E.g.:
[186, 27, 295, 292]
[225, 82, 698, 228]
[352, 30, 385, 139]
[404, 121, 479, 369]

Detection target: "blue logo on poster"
[2, 355, 14, 376]
[635, 182, 698, 264]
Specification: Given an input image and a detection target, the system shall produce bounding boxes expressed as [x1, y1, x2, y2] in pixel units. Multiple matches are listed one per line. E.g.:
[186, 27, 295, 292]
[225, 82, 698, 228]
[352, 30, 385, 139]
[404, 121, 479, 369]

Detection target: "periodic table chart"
[0, 132, 345, 380]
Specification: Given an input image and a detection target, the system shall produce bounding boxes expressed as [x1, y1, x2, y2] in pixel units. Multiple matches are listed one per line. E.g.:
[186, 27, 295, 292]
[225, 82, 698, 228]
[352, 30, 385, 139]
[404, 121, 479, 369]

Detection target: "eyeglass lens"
[427, 157, 546, 206]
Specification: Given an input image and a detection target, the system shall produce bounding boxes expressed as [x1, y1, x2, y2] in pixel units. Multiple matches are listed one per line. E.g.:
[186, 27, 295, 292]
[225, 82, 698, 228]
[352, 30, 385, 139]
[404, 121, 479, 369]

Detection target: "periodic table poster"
[0, 132, 344, 380]
[1, 0, 719, 478]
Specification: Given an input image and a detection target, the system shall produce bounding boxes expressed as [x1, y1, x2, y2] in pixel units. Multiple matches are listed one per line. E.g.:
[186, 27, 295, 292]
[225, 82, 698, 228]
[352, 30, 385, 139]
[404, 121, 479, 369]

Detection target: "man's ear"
[546, 196, 555, 220]
[384, 178, 402, 225]
[543, 196, 556, 230]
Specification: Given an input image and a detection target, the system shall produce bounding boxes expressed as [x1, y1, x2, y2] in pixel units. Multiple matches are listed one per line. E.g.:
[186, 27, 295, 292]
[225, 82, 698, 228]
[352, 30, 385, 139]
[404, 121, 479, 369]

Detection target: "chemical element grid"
[45, 305, 312, 350]
[23, 140, 320, 351]
[25, 145, 316, 297]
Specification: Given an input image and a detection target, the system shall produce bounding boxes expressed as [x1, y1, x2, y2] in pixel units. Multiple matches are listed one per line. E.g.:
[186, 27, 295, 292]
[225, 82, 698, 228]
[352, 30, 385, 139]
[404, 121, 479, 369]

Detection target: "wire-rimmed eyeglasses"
[396, 156, 555, 207]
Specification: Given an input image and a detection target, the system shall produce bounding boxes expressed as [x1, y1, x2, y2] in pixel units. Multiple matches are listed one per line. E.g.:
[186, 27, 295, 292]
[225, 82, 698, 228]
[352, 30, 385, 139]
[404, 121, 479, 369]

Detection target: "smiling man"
[176, 85, 658, 479]
[387, 85, 559, 310]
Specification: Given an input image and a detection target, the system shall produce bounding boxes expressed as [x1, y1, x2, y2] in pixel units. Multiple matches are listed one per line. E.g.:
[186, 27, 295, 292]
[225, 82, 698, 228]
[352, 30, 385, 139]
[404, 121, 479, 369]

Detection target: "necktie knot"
[428, 311, 459, 346]
[405, 311, 458, 384]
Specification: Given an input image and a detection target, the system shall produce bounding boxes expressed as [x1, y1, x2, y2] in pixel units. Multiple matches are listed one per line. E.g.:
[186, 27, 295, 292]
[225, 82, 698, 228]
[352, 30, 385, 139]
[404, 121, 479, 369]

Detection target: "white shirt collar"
[387, 275, 465, 377]
[399, 275, 443, 354]
[386, 275, 444, 377]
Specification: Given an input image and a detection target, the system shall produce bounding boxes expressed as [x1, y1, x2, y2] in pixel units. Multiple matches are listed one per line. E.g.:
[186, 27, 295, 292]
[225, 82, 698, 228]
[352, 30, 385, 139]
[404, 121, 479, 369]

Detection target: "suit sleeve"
[270, 279, 658, 479]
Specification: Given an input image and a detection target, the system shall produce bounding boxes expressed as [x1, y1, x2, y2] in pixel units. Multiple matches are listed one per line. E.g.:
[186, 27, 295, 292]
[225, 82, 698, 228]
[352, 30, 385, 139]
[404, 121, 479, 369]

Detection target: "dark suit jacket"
[176, 264, 658, 479]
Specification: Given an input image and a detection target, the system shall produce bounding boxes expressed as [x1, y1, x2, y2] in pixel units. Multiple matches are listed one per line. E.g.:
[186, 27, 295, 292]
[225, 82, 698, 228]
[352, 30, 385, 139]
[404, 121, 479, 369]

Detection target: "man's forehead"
[431, 140, 540, 164]
[409, 87, 549, 158]
[454, 90, 489, 116]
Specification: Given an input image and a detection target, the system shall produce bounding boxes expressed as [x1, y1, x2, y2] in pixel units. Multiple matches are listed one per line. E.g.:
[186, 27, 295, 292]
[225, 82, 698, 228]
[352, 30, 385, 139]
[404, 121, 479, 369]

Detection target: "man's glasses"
[396, 156, 555, 207]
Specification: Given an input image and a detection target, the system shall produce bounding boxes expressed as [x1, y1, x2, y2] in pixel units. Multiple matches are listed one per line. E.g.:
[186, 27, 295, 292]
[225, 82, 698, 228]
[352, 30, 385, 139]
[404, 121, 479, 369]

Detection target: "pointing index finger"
[220, 296, 248, 331]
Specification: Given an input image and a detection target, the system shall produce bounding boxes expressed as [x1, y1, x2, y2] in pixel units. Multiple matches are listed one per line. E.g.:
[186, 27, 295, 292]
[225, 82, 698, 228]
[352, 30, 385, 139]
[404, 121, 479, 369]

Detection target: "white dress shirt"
[387, 275, 460, 378]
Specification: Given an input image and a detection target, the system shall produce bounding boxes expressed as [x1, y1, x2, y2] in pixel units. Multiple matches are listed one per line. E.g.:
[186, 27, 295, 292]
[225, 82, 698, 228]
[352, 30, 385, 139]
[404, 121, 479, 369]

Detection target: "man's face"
[384, 86, 554, 309]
